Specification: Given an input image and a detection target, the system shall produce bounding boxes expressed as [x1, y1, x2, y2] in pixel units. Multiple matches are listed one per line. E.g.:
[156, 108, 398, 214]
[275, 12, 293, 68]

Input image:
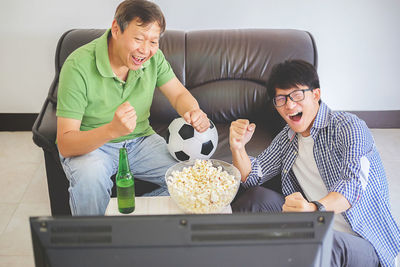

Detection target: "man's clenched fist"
[229, 119, 256, 151]
[109, 101, 137, 138]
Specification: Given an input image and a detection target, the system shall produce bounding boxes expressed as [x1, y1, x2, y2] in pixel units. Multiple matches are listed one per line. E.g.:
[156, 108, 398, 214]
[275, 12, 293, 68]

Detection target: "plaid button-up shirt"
[244, 101, 399, 266]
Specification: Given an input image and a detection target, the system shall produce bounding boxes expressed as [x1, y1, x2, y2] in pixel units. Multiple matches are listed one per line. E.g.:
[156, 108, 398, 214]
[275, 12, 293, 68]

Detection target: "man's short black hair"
[267, 59, 320, 99]
[114, 0, 166, 33]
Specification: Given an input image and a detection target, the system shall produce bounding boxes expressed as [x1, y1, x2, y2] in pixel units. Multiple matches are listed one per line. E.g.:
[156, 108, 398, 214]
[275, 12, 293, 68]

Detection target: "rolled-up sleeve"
[333, 117, 374, 207]
[241, 130, 286, 189]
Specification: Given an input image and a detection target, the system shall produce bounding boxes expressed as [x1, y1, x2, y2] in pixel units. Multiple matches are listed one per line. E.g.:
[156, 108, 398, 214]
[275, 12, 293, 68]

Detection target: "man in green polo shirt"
[56, 0, 210, 215]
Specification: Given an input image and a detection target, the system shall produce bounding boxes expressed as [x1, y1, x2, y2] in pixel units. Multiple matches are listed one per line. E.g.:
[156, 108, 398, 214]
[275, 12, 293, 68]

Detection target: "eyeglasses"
[272, 88, 314, 107]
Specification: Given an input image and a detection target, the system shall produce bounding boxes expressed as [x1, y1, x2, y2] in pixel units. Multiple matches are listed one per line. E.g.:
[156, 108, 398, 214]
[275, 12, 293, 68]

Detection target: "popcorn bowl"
[165, 159, 241, 214]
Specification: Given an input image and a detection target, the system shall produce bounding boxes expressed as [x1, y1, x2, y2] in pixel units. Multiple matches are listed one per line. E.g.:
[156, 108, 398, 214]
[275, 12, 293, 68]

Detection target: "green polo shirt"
[56, 29, 175, 143]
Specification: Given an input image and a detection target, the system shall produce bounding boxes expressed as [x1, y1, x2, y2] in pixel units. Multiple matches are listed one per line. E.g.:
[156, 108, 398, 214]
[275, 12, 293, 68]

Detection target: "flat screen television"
[30, 212, 333, 267]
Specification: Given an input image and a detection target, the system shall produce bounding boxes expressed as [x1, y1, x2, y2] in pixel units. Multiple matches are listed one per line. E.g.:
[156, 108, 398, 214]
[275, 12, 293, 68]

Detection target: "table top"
[105, 196, 232, 216]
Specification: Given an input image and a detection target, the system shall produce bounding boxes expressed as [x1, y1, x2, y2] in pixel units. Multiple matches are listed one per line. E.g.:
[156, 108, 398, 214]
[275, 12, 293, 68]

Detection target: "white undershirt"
[292, 134, 356, 235]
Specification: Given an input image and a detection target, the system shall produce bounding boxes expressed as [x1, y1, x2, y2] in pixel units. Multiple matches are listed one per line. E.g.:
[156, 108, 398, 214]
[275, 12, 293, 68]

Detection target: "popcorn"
[166, 159, 239, 213]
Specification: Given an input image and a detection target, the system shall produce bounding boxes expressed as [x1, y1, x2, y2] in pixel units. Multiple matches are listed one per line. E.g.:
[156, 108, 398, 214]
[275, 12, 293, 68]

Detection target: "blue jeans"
[59, 134, 177, 215]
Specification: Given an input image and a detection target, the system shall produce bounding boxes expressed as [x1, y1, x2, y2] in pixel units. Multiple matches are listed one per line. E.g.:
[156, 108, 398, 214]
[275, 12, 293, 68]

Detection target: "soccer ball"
[166, 117, 218, 161]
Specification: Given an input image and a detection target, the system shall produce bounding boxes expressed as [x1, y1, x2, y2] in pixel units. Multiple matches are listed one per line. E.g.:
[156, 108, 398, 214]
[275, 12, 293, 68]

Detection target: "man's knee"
[62, 151, 114, 188]
[61, 150, 115, 214]
[232, 186, 285, 213]
[331, 231, 380, 267]
[67, 165, 113, 215]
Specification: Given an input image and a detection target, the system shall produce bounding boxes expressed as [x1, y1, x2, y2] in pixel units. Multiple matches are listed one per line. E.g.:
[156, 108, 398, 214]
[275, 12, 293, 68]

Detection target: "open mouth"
[132, 55, 145, 65]
[289, 112, 302, 122]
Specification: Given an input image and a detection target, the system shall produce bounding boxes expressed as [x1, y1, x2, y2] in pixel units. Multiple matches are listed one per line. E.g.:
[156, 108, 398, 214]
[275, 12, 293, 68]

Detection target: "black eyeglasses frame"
[272, 88, 314, 107]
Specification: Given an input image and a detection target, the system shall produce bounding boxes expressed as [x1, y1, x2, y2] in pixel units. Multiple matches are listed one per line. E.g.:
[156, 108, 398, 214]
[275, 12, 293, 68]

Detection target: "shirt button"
[294, 151, 297, 155]
[120, 83, 123, 86]
[283, 170, 287, 174]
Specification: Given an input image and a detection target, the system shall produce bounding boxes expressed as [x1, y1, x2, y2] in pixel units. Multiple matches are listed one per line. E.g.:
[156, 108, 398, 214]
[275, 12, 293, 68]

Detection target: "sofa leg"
[43, 151, 71, 215]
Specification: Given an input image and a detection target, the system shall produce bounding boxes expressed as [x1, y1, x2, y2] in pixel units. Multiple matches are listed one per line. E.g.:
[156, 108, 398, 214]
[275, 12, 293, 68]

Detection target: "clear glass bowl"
[165, 159, 241, 214]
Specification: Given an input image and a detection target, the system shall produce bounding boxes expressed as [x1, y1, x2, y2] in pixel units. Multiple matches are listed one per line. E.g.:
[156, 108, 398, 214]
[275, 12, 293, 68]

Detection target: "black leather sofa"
[32, 28, 318, 215]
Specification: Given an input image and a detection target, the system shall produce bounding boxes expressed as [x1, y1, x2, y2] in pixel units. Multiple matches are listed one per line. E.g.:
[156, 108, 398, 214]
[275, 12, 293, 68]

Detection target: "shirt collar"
[95, 29, 114, 78]
[310, 101, 331, 137]
[95, 29, 151, 79]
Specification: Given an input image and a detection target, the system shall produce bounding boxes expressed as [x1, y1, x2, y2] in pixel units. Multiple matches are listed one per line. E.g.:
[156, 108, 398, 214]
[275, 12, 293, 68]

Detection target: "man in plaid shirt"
[230, 60, 399, 267]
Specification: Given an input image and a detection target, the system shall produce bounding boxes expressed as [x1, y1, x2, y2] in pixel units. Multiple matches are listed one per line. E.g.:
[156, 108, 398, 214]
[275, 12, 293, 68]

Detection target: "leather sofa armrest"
[32, 98, 57, 152]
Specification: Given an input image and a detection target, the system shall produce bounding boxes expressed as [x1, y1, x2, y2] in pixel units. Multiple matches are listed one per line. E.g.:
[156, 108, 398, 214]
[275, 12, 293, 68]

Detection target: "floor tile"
[0, 162, 40, 204]
[0, 203, 51, 256]
[0, 204, 17, 234]
[371, 129, 400, 161]
[0, 255, 34, 267]
[21, 162, 50, 204]
[0, 132, 42, 165]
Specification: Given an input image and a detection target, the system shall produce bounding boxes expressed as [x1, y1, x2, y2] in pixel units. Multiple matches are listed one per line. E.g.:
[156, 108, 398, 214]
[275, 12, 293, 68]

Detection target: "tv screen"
[30, 212, 333, 267]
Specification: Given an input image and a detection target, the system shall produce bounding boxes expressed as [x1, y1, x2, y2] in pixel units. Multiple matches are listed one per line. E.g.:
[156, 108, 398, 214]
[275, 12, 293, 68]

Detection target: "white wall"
[1, 0, 399, 113]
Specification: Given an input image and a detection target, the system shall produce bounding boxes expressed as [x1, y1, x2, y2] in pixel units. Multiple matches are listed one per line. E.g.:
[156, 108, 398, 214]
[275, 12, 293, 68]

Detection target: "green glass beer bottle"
[116, 148, 135, 214]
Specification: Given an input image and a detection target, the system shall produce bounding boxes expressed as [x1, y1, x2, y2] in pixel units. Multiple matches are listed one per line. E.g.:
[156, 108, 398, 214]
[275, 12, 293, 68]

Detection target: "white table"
[105, 196, 232, 215]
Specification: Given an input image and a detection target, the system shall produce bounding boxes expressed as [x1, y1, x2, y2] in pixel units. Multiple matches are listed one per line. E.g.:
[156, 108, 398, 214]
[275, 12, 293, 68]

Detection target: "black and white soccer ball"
[166, 117, 218, 161]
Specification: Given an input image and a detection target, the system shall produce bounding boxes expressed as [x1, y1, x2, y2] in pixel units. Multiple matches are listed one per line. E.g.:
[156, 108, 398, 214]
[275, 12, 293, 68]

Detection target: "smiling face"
[109, 18, 161, 74]
[275, 85, 321, 137]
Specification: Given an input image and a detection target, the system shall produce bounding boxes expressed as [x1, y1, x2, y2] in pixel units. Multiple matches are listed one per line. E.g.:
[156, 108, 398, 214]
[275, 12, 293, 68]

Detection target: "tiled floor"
[0, 130, 399, 266]
[0, 132, 50, 267]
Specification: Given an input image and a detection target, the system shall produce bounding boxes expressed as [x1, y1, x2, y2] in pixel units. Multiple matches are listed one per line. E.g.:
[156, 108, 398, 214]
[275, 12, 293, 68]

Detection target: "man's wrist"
[230, 146, 246, 155]
[104, 123, 119, 140]
[311, 201, 326, 211]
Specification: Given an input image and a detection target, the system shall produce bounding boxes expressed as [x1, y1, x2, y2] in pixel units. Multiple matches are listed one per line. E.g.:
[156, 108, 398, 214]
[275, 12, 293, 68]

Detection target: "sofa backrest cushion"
[185, 29, 317, 123]
[150, 29, 317, 124]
